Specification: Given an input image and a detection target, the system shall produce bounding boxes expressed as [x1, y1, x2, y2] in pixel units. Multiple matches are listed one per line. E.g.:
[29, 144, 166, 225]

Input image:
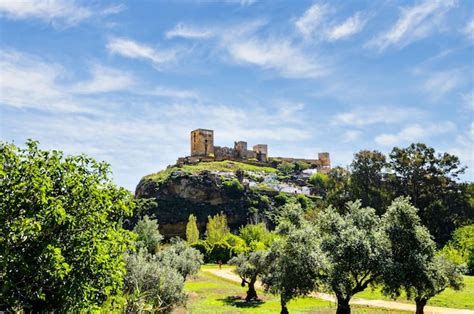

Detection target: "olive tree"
[229, 250, 268, 301]
[0, 140, 135, 311]
[317, 201, 387, 314]
[134, 215, 163, 254]
[381, 197, 464, 314]
[261, 226, 326, 314]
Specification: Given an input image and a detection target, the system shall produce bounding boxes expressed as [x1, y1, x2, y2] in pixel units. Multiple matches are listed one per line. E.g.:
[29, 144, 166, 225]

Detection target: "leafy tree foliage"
[238, 223, 273, 250]
[125, 221, 202, 312]
[318, 201, 387, 314]
[223, 179, 245, 198]
[133, 215, 163, 254]
[206, 212, 230, 244]
[277, 161, 295, 176]
[262, 226, 326, 314]
[229, 251, 268, 301]
[440, 224, 474, 274]
[325, 166, 352, 210]
[381, 197, 464, 314]
[0, 140, 135, 311]
[388, 143, 472, 244]
[350, 150, 389, 214]
[186, 214, 200, 244]
[309, 172, 329, 196]
[124, 250, 186, 313]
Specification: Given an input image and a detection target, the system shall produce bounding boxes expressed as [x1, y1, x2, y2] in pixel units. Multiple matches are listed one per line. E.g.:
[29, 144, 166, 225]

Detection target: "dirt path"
[203, 267, 474, 314]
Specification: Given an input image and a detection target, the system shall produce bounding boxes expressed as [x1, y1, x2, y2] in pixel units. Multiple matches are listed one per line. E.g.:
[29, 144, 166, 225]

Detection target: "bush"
[225, 234, 249, 255]
[223, 179, 244, 198]
[207, 241, 233, 263]
[308, 172, 328, 188]
[296, 194, 312, 210]
[274, 192, 289, 206]
[134, 216, 163, 254]
[277, 161, 295, 176]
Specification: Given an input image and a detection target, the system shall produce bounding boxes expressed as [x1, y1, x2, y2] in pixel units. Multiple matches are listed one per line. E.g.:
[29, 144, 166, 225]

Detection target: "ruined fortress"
[177, 129, 331, 172]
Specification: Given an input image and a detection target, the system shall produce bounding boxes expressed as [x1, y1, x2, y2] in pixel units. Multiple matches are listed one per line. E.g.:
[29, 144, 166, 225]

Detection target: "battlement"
[178, 128, 330, 172]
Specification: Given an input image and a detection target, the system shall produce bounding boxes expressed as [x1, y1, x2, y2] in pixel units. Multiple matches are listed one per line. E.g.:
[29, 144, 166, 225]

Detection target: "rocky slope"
[135, 160, 318, 237]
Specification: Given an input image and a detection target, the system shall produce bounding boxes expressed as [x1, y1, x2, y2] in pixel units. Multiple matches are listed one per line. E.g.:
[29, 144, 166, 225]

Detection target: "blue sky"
[0, 0, 473, 190]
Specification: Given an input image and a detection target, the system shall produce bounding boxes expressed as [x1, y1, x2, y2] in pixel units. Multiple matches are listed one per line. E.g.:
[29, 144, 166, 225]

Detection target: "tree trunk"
[245, 277, 258, 301]
[280, 296, 289, 314]
[336, 295, 351, 314]
[415, 298, 427, 314]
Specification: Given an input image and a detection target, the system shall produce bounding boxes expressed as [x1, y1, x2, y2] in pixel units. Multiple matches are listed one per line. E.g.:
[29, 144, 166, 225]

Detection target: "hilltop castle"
[177, 128, 331, 172]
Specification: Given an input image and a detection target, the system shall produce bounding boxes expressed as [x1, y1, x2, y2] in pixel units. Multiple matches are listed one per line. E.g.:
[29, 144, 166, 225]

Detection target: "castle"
[177, 128, 331, 172]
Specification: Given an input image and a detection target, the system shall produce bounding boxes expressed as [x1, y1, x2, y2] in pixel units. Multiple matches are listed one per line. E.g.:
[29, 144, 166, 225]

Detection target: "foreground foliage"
[0, 140, 135, 311]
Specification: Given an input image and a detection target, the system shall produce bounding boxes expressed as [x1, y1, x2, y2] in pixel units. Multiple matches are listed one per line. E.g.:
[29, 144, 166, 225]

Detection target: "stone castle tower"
[190, 129, 214, 157]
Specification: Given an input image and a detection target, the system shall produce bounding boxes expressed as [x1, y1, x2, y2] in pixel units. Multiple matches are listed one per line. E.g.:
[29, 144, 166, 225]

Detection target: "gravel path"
[203, 267, 474, 314]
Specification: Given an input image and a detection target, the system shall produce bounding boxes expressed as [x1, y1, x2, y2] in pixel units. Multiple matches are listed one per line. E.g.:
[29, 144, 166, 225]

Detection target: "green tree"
[325, 166, 352, 210]
[317, 201, 387, 314]
[262, 226, 327, 314]
[350, 150, 389, 214]
[238, 223, 272, 249]
[277, 161, 295, 176]
[388, 143, 472, 244]
[308, 172, 329, 196]
[206, 212, 230, 244]
[124, 250, 186, 313]
[0, 140, 135, 311]
[229, 250, 268, 301]
[381, 197, 464, 314]
[155, 238, 203, 280]
[134, 215, 163, 254]
[186, 214, 200, 244]
[440, 224, 474, 274]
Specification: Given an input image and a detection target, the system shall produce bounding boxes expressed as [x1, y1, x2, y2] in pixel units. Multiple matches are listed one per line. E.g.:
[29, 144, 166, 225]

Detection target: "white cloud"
[70, 64, 135, 94]
[295, 3, 329, 39]
[0, 0, 123, 27]
[462, 91, 474, 110]
[342, 130, 362, 142]
[165, 23, 213, 39]
[422, 69, 464, 100]
[374, 122, 455, 146]
[225, 37, 326, 78]
[462, 18, 474, 40]
[326, 12, 367, 41]
[0, 50, 88, 112]
[334, 106, 422, 127]
[147, 86, 200, 100]
[107, 37, 177, 69]
[367, 0, 457, 51]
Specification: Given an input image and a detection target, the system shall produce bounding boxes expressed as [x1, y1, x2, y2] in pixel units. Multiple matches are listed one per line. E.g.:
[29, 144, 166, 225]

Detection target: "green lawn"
[174, 267, 409, 314]
[354, 275, 474, 310]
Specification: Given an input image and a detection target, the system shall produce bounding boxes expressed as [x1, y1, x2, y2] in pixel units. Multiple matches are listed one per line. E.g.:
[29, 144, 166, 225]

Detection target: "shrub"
[223, 179, 244, 198]
[134, 216, 163, 254]
[296, 194, 312, 210]
[274, 192, 289, 206]
[207, 241, 233, 263]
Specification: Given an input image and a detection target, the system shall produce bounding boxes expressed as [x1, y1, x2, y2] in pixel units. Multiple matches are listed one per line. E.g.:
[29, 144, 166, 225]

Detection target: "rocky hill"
[135, 160, 320, 237]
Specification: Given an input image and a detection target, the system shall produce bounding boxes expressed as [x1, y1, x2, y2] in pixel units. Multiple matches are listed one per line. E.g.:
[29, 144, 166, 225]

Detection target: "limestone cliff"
[134, 161, 318, 237]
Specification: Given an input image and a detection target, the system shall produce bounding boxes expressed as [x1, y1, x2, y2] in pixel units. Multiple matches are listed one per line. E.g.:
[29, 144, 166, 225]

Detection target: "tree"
[277, 161, 295, 176]
[124, 250, 187, 313]
[440, 224, 474, 274]
[238, 223, 273, 249]
[0, 140, 135, 311]
[381, 197, 464, 314]
[325, 166, 352, 210]
[229, 250, 268, 301]
[388, 143, 472, 244]
[317, 201, 387, 314]
[186, 214, 200, 244]
[261, 226, 326, 314]
[134, 216, 163, 254]
[350, 150, 389, 214]
[155, 238, 203, 279]
[206, 212, 230, 244]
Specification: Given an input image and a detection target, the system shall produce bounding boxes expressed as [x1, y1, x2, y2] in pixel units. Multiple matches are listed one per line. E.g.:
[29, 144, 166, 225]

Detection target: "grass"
[354, 275, 474, 310]
[142, 161, 277, 183]
[173, 265, 409, 314]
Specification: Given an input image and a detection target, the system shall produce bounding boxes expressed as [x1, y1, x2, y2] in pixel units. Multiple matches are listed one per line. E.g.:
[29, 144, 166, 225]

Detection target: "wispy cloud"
[342, 130, 362, 142]
[107, 37, 177, 69]
[225, 37, 327, 78]
[367, 0, 457, 51]
[374, 122, 455, 146]
[70, 64, 135, 94]
[333, 106, 423, 127]
[146, 86, 200, 100]
[462, 18, 474, 40]
[422, 69, 464, 100]
[326, 12, 367, 41]
[0, 0, 123, 27]
[295, 3, 330, 39]
[165, 23, 213, 39]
